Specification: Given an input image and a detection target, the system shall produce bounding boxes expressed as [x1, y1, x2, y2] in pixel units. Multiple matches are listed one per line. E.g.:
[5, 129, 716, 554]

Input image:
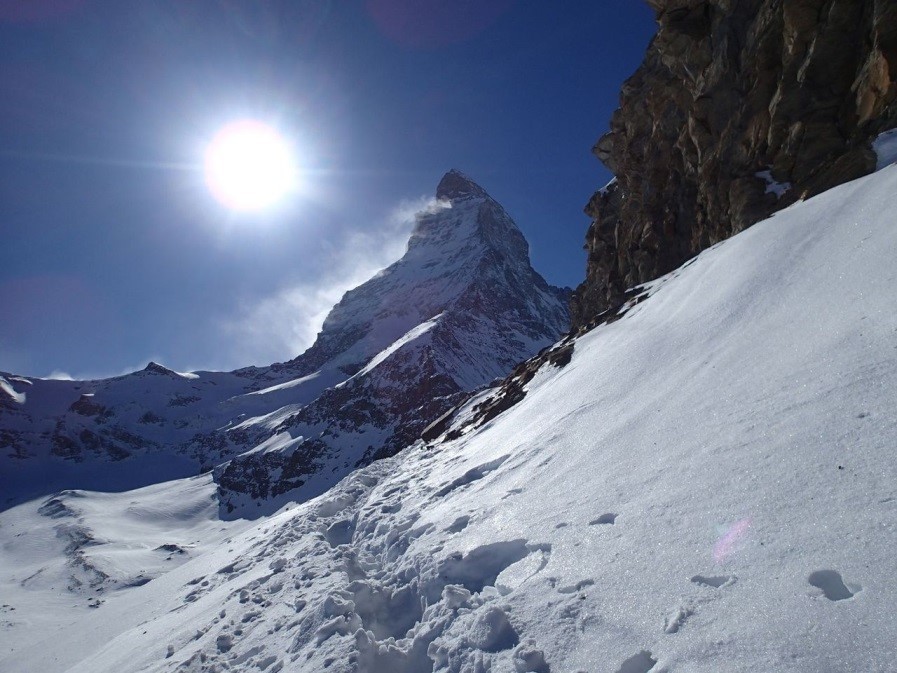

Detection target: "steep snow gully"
[2, 153, 897, 672]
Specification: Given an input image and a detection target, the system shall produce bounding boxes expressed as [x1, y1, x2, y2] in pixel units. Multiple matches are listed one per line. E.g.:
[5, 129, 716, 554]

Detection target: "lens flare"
[204, 120, 297, 212]
[713, 517, 752, 563]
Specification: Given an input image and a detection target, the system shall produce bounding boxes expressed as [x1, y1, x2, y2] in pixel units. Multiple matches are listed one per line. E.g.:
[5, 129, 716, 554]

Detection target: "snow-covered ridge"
[352, 313, 443, 380]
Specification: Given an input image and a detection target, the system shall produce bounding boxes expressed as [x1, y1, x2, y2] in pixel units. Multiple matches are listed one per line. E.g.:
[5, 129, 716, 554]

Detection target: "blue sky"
[0, 1, 656, 377]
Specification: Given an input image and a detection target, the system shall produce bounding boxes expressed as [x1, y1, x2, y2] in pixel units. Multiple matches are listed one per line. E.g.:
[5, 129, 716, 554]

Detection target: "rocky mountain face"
[0, 171, 569, 516]
[571, 0, 897, 328]
[214, 170, 570, 514]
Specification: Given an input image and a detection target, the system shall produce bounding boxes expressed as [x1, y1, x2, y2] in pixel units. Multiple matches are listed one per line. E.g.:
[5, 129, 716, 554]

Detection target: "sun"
[203, 120, 297, 212]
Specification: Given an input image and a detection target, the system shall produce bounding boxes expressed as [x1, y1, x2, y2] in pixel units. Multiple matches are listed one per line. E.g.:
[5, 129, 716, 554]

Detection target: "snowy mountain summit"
[216, 169, 570, 513]
[276, 168, 568, 386]
[0, 170, 569, 516]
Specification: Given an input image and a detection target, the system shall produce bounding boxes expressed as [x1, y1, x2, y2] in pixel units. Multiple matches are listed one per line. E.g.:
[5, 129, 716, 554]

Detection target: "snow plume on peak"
[395, 194, 453, 219]
[221, 195, 436, 368]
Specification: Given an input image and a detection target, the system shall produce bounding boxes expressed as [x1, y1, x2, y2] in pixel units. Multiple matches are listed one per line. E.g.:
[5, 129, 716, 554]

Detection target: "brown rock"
[571, 0, 897, 329]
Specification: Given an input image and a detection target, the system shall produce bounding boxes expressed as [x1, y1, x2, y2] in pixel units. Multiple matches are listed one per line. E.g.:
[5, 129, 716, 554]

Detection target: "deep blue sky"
[0, 0, 656, 377]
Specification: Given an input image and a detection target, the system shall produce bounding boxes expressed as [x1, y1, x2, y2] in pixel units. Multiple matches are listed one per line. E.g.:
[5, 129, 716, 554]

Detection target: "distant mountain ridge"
[0, 170, 569, 516]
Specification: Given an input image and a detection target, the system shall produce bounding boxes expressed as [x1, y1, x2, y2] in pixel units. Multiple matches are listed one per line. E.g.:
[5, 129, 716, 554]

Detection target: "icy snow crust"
[3, 166, 897, 672]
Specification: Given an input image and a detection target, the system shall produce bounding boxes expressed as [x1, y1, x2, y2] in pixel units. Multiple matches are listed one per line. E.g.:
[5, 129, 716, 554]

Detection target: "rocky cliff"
[571, 0, 897, 328]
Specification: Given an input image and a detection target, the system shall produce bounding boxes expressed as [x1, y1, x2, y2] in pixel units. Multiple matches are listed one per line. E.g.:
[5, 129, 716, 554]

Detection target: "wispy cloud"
[220, 196, 451, 367]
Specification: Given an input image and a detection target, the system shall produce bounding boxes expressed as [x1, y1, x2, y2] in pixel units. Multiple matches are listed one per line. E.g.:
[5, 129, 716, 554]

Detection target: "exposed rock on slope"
[572, 0, 897, 327]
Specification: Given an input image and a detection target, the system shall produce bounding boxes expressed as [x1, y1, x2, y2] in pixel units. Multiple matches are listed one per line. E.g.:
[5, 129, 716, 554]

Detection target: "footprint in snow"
[435, 455, 509, 498]
[216, 633, 233, 653]
[808, 569, 859, 601]
[615, 650, 658, 673]
[664, 605, 694, 634]
[589, 513, 617, 525]
[445, 515, 471, 534]
[691, 574, 735, 588]
[662, 574, 735, 634]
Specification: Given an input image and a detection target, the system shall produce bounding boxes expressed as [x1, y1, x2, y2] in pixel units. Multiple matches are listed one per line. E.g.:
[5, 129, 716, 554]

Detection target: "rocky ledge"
[572, 0, 897, 327]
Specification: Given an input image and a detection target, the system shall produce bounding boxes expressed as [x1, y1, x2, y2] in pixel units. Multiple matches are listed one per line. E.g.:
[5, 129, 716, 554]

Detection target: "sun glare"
[204, 120, 297, 212]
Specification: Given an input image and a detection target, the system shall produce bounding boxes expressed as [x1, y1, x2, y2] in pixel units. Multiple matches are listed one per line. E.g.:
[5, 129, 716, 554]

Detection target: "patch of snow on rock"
[873, 127, 897, 170]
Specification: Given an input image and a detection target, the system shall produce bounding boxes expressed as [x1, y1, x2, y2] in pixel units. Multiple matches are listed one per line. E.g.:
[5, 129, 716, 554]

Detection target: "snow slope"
[3, 153, 896, 672]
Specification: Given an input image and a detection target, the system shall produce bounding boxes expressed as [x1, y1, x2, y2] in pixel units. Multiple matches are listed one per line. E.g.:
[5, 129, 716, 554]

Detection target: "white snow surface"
[245, 372, 330, 397]
[4, 165, 897, 672]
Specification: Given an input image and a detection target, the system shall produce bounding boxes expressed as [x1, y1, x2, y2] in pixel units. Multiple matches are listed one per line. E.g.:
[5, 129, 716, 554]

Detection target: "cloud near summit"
[219, 196, 452, 368]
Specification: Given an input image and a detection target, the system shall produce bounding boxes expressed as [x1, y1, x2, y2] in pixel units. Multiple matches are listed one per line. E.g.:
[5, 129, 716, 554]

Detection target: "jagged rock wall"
[571, 0, 897, 328]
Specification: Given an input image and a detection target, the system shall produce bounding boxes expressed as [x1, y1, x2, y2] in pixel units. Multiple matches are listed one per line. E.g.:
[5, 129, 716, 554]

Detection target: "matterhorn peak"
[435, 168, 490, 201]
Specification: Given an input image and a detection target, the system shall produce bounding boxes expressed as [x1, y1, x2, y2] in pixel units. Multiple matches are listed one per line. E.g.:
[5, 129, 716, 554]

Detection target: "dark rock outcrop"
[69, 395, 106, 417]
[572, 0, 897, 327]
